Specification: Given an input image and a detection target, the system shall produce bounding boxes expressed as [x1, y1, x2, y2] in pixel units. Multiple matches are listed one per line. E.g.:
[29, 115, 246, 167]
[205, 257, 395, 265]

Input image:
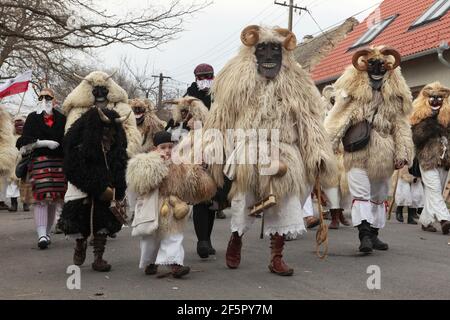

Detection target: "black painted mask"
[255, 42, 282, 80]
[429, 95, 444, 114]
[92, 86, 109, 103]
[367, 59, 387, 90]
[133, 107, 146, 126]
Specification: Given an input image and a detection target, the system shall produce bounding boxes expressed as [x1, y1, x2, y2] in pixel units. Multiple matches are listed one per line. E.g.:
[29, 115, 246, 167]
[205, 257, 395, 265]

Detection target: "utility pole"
[152, 73, 172, 109]
[274, 1, 308, 31]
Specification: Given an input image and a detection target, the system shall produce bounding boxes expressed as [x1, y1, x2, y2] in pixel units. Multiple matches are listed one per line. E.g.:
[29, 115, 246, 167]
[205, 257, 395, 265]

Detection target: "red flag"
[0, 70, 32, 99]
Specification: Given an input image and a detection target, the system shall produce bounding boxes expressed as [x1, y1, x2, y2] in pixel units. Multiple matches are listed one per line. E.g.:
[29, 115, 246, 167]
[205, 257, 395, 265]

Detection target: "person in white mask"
[185, 63, 214, 109]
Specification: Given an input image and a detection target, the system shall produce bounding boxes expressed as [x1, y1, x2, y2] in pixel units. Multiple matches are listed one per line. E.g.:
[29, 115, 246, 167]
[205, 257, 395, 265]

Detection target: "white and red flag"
[0, 70, 32, 99]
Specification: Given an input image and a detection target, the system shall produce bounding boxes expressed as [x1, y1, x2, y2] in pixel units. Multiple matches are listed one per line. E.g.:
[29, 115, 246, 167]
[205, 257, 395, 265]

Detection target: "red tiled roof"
[311, 0, 450, 83]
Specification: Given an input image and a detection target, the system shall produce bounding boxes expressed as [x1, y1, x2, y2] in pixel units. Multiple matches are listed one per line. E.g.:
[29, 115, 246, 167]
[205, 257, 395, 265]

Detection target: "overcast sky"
[3, 0, 382, 114]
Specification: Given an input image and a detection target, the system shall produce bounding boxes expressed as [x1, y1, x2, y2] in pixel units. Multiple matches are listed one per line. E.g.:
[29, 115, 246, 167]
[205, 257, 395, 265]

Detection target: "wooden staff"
[15, 92, 26, 116]
[388, 170, 400, 220]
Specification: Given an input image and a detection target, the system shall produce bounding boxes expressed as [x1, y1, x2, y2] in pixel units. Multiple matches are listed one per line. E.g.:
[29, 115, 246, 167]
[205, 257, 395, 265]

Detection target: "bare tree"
[121, 56, 158, 101]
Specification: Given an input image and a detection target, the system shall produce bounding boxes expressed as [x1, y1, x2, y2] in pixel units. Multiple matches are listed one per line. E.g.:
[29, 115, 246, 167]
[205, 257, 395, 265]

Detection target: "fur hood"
[411, 82, 450, 127]
[167, 96, 209, 124]
[63, 71, 128, 113]
[126, 152, 169, 195]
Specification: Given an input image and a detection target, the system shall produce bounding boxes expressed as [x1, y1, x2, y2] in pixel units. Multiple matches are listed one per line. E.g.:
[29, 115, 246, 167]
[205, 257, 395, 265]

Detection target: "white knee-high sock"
[46, 203, 58, 235]
[34, 204, 48, 238]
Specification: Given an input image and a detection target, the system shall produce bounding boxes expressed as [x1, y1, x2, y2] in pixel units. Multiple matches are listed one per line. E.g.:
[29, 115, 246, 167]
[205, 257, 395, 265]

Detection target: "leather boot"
[23, 203, 30, 212]
[407, 208, 418, 225]
[396, 206, 404, 223]
[370, 227, 389, 250]
[226, 232, 242, 269]
[8, 198, 18, 212]
[268, 233, 293, 276]
[171, 265, 190, 278]
[144, 264, 158, 275]
[208, 240, 216, 255]
[338, 210, 351, 226]
[422, 224, 437, 232]
[440, 220, 450, 235]
[91, 234, 111, 272]
[329, 209, 340, 229]
[0, 201, 9, 210]
[197, 241, 210, 259]
[73, 238, 88, 266]
[357, 221, 373, 253]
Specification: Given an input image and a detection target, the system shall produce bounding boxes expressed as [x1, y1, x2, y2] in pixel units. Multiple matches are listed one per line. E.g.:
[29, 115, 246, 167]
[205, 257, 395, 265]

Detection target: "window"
[410, 0, 450, 29]
[349, 15, 398, 50]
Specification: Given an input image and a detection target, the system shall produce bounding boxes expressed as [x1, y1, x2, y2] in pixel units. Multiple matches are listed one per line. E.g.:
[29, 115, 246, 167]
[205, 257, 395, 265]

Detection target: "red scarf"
[43, 114, 54, 127]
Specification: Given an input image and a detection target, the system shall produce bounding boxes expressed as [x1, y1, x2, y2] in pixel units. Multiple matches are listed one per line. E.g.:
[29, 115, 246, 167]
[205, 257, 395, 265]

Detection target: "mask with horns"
[240, 25, 297, 80]
[352, 46, 401, 90]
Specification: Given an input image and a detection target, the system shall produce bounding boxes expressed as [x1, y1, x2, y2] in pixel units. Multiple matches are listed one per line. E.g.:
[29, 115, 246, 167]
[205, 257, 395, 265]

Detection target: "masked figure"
[185, 64, 214, 109]
[325, 46, 414, 253]
[130, 98, 166, 153]
[203, 25, 336, 276]
[60, 107, 129, 272]
[410, 82, 450, 235]
[63, 71, 142, 156]
[0, 107, 16, 211]
[16, 88, 67, 249]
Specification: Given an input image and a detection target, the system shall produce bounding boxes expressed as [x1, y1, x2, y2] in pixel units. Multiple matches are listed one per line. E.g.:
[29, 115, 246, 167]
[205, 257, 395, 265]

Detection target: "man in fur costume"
[127, 131, 216, 278]
[63, 71, 142, 156]
[130, 98, 166, 153]
[59, 107, 129, 272]
[325, 46, 414, 253]
[0, 107, 17, 210]
[410, 82, 450, 234]
[203, 25, 336, 276]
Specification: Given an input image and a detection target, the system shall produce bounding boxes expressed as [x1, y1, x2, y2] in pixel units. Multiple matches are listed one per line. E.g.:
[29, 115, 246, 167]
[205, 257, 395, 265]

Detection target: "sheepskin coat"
[324, 66, 414, 180]
[0, 108, 20, 178]
[60, 108, 128, 237]
[126, 151, 216, 235]
[411, 82, 450, 171]
[129, 98, 166, 153]
[203, 27, 336, 202]
[63, 71, 142, 156]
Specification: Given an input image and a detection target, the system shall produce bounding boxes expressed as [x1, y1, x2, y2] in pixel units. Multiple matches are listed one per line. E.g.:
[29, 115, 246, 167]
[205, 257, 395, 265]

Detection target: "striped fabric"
[29, 156, 67, 202]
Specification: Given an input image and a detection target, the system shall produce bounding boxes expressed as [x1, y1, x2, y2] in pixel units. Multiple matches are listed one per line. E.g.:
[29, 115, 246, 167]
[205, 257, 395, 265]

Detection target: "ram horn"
[380, 47, 401, 70]
[97, 107, 111, 124]
[352, 48, 371, 71]
[105, 70, 117, 81]
[274, 28, 297, 51]
[241, 25, 260, 47]
[115, 111, 132, 124]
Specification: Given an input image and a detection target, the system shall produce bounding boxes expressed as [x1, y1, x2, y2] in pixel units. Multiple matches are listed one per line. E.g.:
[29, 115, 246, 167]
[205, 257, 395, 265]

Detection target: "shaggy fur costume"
[0, 109, 18, 179]
[63, 71, 142, 156]
[60, 108, 128, 237]
[203, 26, 336, 202]
[129, 98, 166, 152]
[126, 151, 216, 235]
[325, 46, 414, 180]
[411, 82, 450, 171]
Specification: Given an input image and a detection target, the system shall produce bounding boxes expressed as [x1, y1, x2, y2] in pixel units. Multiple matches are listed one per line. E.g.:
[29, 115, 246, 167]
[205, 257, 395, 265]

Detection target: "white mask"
[36, 100, 53, 115]
[197, 79, 213, 91]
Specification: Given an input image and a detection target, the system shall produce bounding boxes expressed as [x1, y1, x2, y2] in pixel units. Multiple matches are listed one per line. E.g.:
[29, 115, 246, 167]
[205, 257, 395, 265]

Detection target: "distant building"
[310, 0, 450, 96]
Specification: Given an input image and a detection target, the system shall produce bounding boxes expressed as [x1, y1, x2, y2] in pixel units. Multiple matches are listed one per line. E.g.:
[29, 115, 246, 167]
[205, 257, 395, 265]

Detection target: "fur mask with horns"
[411, 82, 450, 127]
[165, 96, 209, 126]
[352, 46, 401, 90]
[240, 25, 297, 80]
[129, 98, 156, 126]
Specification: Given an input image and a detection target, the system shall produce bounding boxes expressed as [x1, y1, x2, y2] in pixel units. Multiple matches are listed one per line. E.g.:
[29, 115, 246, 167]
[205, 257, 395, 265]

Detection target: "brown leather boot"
[268, 233, 293, 276]
[171, 265, 190, 278]
[440, 220, 450, 235]
[329, 209, 340, 229]
[144, 264, 158, 275]
[91, 234, 111, 272]
[73, 238, 88, 266]
[226, 232, 242, 269]
[338, 209, 351, 226]
[422, 224, 437, 232]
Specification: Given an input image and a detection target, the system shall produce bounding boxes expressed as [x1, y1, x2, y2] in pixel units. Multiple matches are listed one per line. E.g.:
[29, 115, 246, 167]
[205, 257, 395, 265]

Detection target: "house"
[294, 17, 360, 72]
[310, 0, 450, 96]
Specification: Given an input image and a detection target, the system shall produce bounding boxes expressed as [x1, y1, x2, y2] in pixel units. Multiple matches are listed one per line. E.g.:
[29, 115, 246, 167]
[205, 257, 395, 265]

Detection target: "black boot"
[407, 208, 418, 225]
[370, 227, 389, 250]
[395, 206, 404, 223]
[0, 201, 9, 210]
[197, 241, 210, 259]
[23, 203, 30, 212]
[417, 208, 423, 215]
[8, 198, 18, 212]
[357, 221, 373, 253]
[208, 240, 216, 255]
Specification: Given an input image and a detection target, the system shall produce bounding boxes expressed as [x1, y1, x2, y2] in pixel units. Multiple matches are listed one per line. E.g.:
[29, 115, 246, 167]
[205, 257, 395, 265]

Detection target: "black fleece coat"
[412, 115, 450, 171]
[16, 110, 66, 157]
[59, 108, 128, 237]
[185, 82, 212, 109]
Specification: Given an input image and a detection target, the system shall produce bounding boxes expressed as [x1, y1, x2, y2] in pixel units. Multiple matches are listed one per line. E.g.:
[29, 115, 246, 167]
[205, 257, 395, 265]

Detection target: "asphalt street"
[1, 208, 450, 300]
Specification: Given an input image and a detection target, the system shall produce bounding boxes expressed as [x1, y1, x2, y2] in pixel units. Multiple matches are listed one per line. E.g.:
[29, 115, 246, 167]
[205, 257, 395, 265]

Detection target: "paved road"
[1, 209, 450, 300]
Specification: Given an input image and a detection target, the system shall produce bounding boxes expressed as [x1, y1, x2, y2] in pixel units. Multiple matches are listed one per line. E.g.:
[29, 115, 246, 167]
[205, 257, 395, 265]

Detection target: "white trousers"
[226, 192, 306, 238]
[395, 179, 424, 208]
[302, 195, 314, 218]
[347, 168, 389, 229]
[139, 233, 184, 268]
[6, 181, 20, 198]
[419, 166, 450, 226]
